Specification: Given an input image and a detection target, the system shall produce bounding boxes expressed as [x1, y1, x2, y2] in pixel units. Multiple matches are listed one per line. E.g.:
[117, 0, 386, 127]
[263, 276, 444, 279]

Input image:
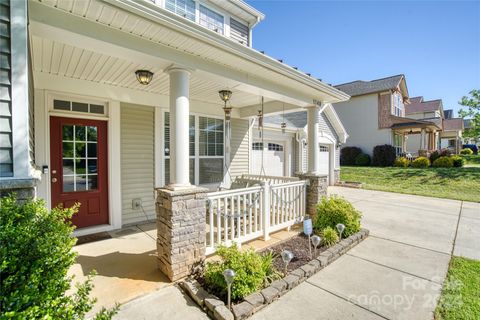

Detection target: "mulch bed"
[261, 234, 327, 272]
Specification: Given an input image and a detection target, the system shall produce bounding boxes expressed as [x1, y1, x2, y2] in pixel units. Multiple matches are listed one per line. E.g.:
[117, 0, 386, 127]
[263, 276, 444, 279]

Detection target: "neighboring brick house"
[333, 74, 441, 157]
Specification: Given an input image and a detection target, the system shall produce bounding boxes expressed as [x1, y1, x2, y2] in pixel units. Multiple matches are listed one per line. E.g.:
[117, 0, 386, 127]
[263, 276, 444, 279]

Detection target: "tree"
[0, 196, 118, 319]
[458, 89, 480, 142]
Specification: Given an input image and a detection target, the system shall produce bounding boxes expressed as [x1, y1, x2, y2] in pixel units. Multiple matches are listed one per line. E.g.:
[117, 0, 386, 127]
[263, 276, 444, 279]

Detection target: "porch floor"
[69, 221, 301, 316]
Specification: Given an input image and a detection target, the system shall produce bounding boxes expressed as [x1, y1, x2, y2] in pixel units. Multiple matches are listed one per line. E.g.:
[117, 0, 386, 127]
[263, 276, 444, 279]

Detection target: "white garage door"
[319, 145, 329, 175]
[252, 142, 285, 176]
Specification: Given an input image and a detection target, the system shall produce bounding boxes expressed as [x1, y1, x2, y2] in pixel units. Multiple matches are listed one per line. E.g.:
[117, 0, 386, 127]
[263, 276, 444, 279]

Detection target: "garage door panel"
[252, 141, 285, 176]
[319, 145, 329, 175]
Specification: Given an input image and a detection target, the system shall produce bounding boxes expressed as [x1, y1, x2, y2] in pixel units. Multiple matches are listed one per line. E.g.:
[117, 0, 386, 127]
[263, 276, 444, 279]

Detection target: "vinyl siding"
[229, 118, 249, 178]
[0, 0, 12, 176]
[318, 112, 340, 168]
[120, 103, 155, 226]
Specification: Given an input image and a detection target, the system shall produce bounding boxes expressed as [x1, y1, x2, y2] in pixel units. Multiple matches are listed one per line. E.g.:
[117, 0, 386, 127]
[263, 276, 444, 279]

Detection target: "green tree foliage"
[0, 196, 117, 319]
[458, 89, 480, 141]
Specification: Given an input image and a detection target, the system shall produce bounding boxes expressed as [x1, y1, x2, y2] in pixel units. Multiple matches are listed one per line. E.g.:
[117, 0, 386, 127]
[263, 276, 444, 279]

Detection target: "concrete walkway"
[252, 187, 479, 320]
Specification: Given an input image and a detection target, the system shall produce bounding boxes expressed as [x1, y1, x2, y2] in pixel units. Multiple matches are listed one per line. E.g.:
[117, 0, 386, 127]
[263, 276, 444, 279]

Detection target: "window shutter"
[230, 18, 249, 45]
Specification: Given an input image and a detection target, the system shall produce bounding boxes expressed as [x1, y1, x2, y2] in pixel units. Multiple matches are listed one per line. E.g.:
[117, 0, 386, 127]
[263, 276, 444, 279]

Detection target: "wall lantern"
[135, 70, 154, 85]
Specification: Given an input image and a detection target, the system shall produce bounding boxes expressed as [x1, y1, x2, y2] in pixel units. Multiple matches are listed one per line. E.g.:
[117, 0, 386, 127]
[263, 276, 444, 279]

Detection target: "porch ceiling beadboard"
[229, 118, 249, 178]
[29, 0, 349, 106]
[120, 103, 156, 225]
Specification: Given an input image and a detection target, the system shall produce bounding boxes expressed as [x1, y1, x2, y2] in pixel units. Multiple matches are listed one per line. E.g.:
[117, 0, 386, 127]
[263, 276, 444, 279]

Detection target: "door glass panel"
[62, 124, 99, 192]
[87, 143, 97, 158]
[62, 142, 74, 157]
[62, 125, 74, 140]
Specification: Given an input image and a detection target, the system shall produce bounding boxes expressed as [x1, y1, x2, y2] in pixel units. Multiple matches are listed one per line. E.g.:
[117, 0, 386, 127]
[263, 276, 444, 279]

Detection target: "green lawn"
[461, 155, 480, 167]
[435, 257, 480, 320]
[340, 166, 480, 202]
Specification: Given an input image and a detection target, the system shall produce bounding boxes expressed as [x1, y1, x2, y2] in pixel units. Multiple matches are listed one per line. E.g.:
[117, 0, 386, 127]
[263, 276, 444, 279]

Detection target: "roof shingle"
[334, 74, 404, 97]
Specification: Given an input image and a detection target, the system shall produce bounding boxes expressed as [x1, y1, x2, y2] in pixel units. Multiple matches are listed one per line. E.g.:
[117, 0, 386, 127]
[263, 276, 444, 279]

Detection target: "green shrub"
[314, 196, 362, 238]
[321, 227, 339, 247]
[204, 245, 280, 301]
[411, 157, 430, 168]
[451, 156, 465, 167]
[460, 148, 474, 155]
[354, 153, 371, 166]
[340, 146, 363, 165]
[0, 196, 117, 319]
[430, 149, 452, 163]
[372, 144, 396, 166]
[394, 157, 409, 167]
[433, 156, 454, 168]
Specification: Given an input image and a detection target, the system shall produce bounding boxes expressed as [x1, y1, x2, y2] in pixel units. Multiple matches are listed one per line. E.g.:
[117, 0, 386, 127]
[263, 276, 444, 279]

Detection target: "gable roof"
[405, 96, 443, 114]
[444, 118, 464, 131]
[334, 74, 407, 98]
[263, 104, 349, 143]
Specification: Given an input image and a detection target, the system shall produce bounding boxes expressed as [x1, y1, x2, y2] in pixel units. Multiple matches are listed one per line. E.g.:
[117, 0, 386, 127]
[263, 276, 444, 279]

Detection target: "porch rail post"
[262, 181, 270, 240]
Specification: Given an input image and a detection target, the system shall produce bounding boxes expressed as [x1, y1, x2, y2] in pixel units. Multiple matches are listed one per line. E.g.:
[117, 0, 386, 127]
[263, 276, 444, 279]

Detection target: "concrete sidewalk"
[252, 187, 478, 320]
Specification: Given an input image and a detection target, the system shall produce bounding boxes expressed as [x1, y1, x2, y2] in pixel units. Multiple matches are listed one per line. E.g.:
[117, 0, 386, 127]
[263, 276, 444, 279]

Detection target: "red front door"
[50, 116, 109, 228]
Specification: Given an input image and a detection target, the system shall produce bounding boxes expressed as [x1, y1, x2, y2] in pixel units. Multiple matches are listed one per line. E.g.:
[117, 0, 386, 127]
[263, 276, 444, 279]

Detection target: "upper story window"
[393, 93, 404, 117]
[230, 18, 249, 45]
[165, 0, 196, 22]
[199, 5, 224, 35]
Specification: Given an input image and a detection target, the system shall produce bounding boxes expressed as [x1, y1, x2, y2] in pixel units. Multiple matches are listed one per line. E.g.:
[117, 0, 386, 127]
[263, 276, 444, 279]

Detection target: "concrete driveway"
[252, 187, 479, 320]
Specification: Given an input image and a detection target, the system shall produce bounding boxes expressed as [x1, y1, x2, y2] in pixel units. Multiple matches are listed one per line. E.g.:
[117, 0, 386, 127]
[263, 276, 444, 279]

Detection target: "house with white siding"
[1, 0, 349, 273]
[333, 74, 443, 157]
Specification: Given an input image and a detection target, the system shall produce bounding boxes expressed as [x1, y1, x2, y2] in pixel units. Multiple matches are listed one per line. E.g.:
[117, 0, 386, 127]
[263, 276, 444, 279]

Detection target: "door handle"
[51, 178, 58, 183]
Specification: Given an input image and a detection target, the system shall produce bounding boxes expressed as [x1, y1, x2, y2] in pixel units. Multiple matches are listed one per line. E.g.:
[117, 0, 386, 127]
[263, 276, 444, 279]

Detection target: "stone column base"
[0, 178, 38, 202]
[334, 169, 341, 184]
[296, 174, 328, 219]
[156, 186, 208, 281]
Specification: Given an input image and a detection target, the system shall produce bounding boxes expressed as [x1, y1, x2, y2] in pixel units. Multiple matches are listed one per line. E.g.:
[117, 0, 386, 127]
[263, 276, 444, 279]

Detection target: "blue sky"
[248, 0, 480, 116]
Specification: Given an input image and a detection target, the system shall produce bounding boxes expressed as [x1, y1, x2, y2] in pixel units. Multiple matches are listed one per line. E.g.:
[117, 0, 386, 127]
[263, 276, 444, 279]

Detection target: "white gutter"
[103, 0, 350, 103]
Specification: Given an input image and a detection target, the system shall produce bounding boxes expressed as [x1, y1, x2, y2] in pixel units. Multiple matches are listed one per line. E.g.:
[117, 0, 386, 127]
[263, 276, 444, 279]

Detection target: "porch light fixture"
[135, 70, 154, 85]
[218, 90, 232, 105]
[281, 102, 287, 134]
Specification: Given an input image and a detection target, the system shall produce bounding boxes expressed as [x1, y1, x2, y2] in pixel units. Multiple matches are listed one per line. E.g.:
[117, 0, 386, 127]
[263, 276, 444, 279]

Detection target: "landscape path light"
[281, 250, 294, 275]
[336, 223, 345, 240]
[311, 235, 321, 257]
[223, 269, 236, 310]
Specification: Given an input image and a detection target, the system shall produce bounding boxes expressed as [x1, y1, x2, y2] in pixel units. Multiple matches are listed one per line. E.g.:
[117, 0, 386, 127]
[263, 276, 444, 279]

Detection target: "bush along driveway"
[340, 166, 480, 202]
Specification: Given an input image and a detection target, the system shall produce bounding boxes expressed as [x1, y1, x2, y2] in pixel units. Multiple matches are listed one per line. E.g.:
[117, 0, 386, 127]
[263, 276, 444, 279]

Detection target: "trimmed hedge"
[340, 147, 362, 165]
[314, 196, 362, 238]
[372, 144, 396, 167]
[451, 156, 465, 167]
[394, 157, 409, 167]
[430, 149, 452, 163]
[412, 157, 430, 168]
[460, 148, 474, 155]
[355, 153, 371, 166]
[433, 156, 454, 168]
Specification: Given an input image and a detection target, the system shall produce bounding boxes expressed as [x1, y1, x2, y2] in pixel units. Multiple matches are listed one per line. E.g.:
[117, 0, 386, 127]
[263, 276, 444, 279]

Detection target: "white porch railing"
[239, 174, 299, 185]
[205, 179, 307, 255]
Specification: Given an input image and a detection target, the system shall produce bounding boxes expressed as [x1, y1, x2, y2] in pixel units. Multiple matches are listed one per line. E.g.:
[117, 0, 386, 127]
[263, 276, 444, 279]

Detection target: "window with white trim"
[319, 145, 328, 152]
[165, 0, 196, 21]
[392, 93, 404, 117]
[164, 112, 224, 186]
[252, 142, 263, 150]
[268, 143, 283, 151]
[199, 5, 224, 35]
[53, 99, 106, 115]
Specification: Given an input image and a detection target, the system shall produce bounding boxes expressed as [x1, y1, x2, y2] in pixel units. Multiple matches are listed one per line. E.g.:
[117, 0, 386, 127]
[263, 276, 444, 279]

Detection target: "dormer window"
[165, 0, 196, 22]
[199, 5, 224, 35]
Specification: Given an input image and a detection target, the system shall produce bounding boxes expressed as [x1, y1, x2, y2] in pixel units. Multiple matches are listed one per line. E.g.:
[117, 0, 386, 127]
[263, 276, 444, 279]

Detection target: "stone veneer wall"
[296, 174, 328, 219]
[334, 169, 340, 184]
[156, 186, 208, 281]
[0, 178, 38, 202]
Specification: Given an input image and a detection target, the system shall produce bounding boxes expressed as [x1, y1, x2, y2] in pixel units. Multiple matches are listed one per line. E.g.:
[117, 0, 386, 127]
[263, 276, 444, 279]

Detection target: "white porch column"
[420, 128, 426, 150]
[166, 67, 191, 189]
[306, 105, 320, 174]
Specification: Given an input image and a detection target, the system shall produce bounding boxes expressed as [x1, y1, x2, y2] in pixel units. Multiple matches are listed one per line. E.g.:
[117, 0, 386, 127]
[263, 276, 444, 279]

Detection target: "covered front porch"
[29, 0, 349, 285]
[391, 118, 442, 156]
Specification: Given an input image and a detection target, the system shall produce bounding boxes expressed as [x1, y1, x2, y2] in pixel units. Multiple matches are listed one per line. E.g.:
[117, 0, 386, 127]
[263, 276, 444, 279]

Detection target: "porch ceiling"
[31, 36, 272, 108]
[29, 0, 349, 110]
